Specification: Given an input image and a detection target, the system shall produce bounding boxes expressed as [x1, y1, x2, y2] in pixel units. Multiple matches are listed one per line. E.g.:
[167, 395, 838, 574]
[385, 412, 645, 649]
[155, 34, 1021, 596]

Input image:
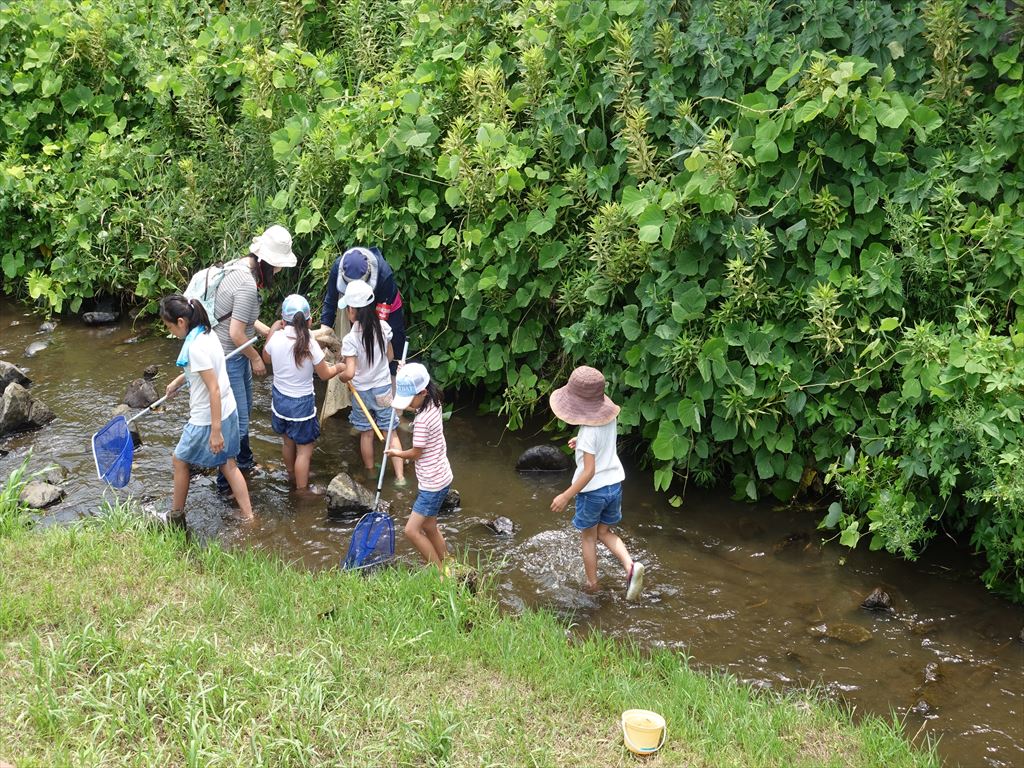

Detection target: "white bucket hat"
[250, 225, 297, 268]
[338, 279, 375, 309]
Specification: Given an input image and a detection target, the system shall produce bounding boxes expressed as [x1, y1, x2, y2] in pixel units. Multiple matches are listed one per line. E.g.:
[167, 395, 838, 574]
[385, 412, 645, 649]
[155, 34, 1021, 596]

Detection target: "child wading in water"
[160, 295, 253, 521]
[386, 363, 451, 566]
[550, 366, 645, 600]
[337, 279, 405, 483]
[262, 295, 343, 492]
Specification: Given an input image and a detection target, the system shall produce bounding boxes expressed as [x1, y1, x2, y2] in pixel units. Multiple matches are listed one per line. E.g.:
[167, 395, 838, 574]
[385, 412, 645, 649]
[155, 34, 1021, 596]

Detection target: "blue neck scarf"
[175, 325, 207, 368]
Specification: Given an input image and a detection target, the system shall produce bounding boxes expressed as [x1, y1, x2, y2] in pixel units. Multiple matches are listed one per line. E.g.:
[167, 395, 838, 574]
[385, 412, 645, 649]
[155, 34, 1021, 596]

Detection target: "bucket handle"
[621, 716, 667, 753]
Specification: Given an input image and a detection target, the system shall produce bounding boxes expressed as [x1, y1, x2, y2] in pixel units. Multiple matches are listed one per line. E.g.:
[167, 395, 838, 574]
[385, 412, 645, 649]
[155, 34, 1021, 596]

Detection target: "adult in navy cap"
[319, 246, 406, 376]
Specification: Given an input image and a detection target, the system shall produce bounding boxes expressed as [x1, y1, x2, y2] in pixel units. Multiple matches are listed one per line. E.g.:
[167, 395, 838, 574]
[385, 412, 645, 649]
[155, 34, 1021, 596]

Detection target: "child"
[549, 365, 645, 599]
[160, 295, 253, 521]
[262, 294, 343, 492]
[337, 279, 405, 484]
[386, 363, 451, 566]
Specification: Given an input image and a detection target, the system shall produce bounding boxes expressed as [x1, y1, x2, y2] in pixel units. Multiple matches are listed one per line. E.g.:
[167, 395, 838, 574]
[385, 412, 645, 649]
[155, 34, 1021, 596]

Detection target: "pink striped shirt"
[412, 403, 453, 491]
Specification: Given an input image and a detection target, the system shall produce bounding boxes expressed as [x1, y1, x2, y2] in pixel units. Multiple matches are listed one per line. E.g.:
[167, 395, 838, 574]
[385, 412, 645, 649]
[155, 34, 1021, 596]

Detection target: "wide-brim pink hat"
[549, 366, 620, 426]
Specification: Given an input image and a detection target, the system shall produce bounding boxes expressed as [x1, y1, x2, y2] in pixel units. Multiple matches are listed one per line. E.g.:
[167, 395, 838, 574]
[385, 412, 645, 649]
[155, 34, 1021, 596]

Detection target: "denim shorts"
[349, 384, 397, 434]
[412, 484, 451, 518]
[572, 482, 623, 530]
[271, 389, 321, 445]
[174, 410, 240, 468]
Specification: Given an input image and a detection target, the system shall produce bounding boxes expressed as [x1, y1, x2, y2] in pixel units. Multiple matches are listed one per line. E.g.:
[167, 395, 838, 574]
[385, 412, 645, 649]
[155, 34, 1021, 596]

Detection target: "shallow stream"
[1, 298, 1021, 767]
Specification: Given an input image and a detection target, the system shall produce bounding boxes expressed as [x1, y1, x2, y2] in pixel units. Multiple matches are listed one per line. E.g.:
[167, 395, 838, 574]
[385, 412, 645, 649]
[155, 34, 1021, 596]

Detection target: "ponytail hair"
[354, 304, 386, 366]
[160, 294, 211, 333]
[290, 311, 312, 367]
[421, 380, 443, 411]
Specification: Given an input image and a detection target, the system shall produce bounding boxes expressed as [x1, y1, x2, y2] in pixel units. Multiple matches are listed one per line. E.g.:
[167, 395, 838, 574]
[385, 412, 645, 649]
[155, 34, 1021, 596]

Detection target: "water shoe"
[626, 562, 645, 601]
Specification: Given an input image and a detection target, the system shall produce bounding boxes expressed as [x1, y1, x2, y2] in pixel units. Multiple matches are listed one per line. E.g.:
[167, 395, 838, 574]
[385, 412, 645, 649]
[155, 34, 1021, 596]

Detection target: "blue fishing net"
[92, 415, 134, 488]
[343, 511, 395, 570]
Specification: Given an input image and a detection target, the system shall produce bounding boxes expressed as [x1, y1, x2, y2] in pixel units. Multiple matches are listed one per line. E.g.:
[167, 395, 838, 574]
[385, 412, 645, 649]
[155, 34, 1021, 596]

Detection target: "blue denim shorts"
[412, 484, 451, 518]
[271, 389, 321, 445]
[572, 482, 623, 530]
[174, 411, 240, 468]
[349, 384, 397, 434]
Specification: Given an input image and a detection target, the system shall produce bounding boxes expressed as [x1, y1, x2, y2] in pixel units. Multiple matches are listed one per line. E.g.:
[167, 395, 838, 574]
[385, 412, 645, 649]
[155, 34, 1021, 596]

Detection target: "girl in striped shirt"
[386, 363, 452, 566]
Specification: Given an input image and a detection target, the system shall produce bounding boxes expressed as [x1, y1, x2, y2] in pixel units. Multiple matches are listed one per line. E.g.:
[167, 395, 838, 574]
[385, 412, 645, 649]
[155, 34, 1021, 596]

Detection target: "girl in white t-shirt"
[160, 295, 253, 521]
[549, 366, 645, 601]
[262, 294, 343, 492]
[337, 280, 405, 484]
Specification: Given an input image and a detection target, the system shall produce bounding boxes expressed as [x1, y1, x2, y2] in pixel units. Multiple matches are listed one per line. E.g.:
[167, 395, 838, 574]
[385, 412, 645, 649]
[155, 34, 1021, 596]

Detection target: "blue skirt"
[174, 411, 241, 468]
[271, 389, 321, 445]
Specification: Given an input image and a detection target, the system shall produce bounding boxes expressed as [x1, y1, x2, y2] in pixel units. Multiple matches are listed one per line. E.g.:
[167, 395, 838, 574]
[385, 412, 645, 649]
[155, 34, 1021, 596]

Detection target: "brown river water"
[1, 298, 1021, 767]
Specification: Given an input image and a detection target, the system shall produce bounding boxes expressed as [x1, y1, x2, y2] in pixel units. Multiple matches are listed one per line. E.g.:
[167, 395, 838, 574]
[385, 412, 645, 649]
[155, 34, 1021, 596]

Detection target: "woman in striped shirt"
[386, 363, 452, 566]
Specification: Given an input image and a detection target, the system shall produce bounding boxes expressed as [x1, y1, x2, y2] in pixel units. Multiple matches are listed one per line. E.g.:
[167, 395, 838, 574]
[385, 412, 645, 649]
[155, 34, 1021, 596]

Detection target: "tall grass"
[0, 489, 939, 767]
[0, 457, 32, 538]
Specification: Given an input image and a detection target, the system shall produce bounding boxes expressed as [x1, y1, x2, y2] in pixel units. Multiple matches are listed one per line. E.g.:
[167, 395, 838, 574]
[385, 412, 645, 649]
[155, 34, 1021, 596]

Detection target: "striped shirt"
[411, 403, 453, 491]
[213, 261, 260, 354]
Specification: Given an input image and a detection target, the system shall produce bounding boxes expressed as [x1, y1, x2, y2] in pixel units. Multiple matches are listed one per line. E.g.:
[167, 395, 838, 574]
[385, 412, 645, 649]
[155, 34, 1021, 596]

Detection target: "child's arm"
[337, 356, 357, 383]
[386, 341, 394, 362]
[551, 451, 596, 514]
[165, 373, 186, 399]
[260, 320, 284, 365]
[313, 359, 343, 381]
[198, 368, 225, 453]
[386, 445, 423, 462]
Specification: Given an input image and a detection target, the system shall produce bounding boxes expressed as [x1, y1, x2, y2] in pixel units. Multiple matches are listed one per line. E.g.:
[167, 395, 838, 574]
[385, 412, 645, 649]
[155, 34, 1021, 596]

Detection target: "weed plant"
[1, 0, 1022, 598]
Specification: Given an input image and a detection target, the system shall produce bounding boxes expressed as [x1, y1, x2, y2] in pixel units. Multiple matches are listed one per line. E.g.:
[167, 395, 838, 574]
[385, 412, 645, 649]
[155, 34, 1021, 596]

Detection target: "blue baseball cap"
[392, 363, 430, 411]
[281, 294, 311, 322]
[341, 247, 373, 282]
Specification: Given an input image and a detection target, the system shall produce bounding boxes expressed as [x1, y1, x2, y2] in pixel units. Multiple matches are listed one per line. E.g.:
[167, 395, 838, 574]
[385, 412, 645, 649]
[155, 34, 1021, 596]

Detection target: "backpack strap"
[209, 261, 247, 325]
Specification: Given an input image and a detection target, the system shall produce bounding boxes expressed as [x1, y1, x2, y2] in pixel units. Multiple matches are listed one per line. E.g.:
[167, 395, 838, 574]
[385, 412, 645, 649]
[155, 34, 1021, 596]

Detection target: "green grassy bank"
[0, 500, 936, 767]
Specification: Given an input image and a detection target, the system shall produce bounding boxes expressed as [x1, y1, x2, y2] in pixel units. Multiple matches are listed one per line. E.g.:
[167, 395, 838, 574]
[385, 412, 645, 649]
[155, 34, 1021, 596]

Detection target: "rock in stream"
[326, 472, 375, 517]
[515, 445, 573, 472]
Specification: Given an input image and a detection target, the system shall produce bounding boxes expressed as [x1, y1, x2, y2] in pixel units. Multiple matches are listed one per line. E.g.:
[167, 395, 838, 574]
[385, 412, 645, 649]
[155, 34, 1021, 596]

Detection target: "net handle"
[372, 340, 410, 510]
[125, 335, 258, 425]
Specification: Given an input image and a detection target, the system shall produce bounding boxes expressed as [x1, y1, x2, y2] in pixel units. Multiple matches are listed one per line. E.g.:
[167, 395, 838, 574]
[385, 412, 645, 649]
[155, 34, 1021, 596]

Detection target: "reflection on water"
[1, 299, 1022, 767]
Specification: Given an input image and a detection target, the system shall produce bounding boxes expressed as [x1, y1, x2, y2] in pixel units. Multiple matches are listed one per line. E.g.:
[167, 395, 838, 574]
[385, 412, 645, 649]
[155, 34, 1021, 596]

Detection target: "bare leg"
[405, 512, 443, 566]
[221, 459, 252, 519]
[421, 516, 448, 562]
[580, 525, 600, 590]
[281, 436, 297, 483]
[294, 442, 314, 489]
[171, 456, 191, 517]
[359, 430, 375, 471]
[388, 432, 404, 481]
[597, 523, 634, 575]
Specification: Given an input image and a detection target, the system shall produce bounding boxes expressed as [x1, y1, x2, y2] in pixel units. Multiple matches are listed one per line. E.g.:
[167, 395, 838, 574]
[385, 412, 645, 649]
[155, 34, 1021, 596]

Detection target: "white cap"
[392, 363, 430, 411]
[250, 225, 297, 268]
[338, 278, 375, 309]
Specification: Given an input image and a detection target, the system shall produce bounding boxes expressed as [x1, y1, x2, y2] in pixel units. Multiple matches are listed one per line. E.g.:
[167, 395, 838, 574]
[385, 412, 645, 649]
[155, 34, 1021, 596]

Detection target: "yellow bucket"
[621, 709, 667, 755]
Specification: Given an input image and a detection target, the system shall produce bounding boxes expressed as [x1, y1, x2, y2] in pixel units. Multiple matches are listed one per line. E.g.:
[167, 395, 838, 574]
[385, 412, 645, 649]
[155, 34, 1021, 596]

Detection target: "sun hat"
[549, 366, 620, 426]
[281, 294, 311, 323]
[338, 279, 375, 310]
[392, 363, 430, 411]
[250, 225, 297, 268]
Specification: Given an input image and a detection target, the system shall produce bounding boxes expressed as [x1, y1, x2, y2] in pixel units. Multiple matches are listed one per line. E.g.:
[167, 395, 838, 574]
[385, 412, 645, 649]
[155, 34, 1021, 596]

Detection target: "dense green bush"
[1, 0, 1022, 599]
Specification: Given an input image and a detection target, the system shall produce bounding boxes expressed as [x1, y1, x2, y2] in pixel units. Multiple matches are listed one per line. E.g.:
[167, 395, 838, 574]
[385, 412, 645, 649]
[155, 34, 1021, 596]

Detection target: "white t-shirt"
[574, 419, 625, 493]
[185, 331, 237, 426]
[265, 327, 325, 397]
[341, 320, 393, 391]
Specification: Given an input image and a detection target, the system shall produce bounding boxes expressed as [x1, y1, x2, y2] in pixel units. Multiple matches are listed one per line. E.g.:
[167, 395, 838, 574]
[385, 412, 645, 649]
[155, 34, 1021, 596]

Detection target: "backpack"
[183, 262, 247, 329]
